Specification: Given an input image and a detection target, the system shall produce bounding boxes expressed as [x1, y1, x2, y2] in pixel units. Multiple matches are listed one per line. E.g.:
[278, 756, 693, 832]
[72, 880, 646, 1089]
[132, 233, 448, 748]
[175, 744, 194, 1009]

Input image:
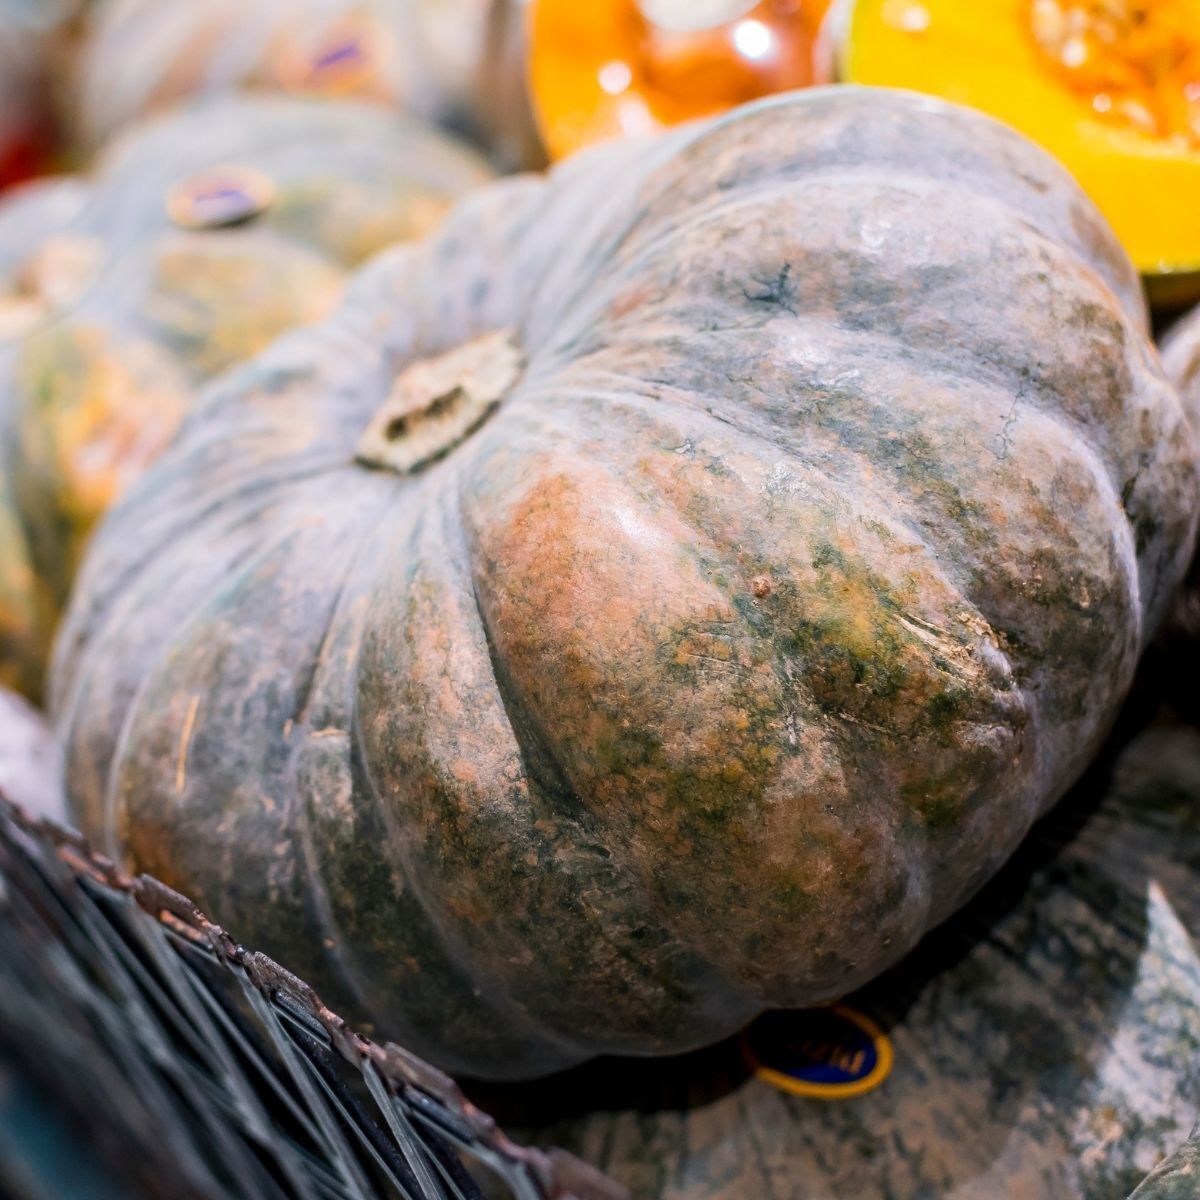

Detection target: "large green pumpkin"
[508, 717, 1200, 1198]
[0, 94, 489, 700]
[54, 88, 1200, 1080]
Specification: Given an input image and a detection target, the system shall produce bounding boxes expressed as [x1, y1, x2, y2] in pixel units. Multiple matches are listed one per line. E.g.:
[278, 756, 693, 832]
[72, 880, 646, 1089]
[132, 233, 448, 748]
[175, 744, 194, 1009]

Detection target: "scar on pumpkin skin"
[175, 693, 200, 794]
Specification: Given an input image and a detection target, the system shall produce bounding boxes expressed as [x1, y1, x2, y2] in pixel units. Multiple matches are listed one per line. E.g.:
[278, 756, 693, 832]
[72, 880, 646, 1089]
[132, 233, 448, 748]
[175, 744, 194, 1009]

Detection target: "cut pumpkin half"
[841, 0, 1200, 304]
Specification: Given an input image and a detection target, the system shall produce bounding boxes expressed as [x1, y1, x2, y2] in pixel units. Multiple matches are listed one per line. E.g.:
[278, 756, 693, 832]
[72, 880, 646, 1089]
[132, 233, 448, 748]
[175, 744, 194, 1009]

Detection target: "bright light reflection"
[598, 60, 633, 96]
[733, 19, 773, 61]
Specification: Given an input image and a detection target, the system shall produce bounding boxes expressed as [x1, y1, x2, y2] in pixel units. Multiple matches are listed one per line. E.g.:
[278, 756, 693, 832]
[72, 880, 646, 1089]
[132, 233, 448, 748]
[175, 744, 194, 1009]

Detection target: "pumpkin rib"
[348, 486, 756, 1063]
[546, 169, 1133, 354]
[536, 310, 1147, 538]
[541, 87, 1143, 326]
[50, 456, 348, 725]
[59, 453, 362, 840]
[450, 468, 767, 1031]
[464, 457, 786, 1029]
[436, 495, 722, 1046]
[330, 483, 542, 1041]
[459, 421, 1037, 1005]
[82, 517, 326, 857]
[288, 486, 538, 1043]
[551, 176, 1153, 449]
[522, 330, 1143, 711]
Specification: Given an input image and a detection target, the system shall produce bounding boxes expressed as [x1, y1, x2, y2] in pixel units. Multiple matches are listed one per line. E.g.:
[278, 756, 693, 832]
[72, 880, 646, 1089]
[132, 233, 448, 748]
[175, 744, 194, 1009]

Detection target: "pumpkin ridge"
[350, 482, 758, 1067]
[529, 344, 1139, 707]
[84, 516, 331, 859]
[357, 486, 592, 1050]
[453, 482, 755, 1013]
[52, 456, 348, 710]
[461, 421, 1043, 1004]
[288, 486, 514, 1034]
[559, 182, 1147, 445]
[555, 87, 1141, 322]
[554, 171, 1122, 336]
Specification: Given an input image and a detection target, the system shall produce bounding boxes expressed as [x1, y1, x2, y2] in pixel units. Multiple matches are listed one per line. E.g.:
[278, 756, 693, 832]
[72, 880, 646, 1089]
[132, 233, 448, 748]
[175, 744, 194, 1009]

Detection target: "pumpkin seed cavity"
[356, 328, 525, 475]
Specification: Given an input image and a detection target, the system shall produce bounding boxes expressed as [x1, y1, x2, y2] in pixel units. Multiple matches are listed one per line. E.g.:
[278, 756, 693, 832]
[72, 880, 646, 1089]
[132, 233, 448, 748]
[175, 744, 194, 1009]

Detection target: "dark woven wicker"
[0, 796, 628, 1200]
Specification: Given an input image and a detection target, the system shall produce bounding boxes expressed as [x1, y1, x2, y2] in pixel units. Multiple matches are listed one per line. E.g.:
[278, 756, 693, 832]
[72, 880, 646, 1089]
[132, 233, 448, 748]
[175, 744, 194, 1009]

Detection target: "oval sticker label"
[167, 165, 275, 230]
[743, 1005, 893, 1100]
[275, 15, 391, 96]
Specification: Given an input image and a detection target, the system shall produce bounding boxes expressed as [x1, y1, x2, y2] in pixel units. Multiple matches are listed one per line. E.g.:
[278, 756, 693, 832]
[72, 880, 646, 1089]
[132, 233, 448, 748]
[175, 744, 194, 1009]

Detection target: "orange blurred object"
[1029, 1, 1200, 149]
[530, 0, 833, 159]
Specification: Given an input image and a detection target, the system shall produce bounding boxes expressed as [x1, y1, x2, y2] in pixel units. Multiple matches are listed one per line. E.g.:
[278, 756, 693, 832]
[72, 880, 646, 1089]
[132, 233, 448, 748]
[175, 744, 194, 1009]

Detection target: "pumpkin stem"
[355, 328, 524, 475]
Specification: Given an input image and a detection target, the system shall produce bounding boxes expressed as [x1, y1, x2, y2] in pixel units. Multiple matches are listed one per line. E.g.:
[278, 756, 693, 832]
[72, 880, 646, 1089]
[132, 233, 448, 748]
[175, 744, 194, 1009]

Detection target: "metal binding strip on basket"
[0, 794, 629, 1200]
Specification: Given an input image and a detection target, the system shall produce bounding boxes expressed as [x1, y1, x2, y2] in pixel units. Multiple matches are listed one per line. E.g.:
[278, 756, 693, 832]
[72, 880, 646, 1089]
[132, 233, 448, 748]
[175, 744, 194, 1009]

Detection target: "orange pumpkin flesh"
[530, 0, 831, 158]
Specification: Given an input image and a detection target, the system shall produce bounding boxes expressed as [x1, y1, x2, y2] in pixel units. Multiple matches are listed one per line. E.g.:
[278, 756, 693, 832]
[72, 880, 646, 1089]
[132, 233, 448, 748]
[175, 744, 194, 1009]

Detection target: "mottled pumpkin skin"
[0, 95, 490, 700]
[518, 720, 1200, 1198]
[74, 0, 541, 167]
[55, 88, 1200, 1080]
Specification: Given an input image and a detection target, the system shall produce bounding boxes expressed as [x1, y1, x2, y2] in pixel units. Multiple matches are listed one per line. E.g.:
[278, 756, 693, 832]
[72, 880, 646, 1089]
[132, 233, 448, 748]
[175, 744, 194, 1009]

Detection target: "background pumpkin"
[73, 0, 542, 167]
[499, 714, 1200, 1199]
[0, 94, 490, 700]
[53, 87, 1200, 1081]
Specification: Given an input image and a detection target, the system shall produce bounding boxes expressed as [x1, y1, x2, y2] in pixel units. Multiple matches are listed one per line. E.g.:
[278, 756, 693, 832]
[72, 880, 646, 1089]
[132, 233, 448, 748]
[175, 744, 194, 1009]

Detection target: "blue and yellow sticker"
[743, 1005, 893, 1100]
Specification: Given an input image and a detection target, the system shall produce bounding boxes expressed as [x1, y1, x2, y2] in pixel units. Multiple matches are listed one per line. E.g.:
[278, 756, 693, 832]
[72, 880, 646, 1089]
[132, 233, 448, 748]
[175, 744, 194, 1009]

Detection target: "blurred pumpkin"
[52, 89, 1198, 1081]
[74, 0, 542, 166]
[530, 0, 834, 159]
[840, 0, 1200, 307]
[0, 95, 490, 701]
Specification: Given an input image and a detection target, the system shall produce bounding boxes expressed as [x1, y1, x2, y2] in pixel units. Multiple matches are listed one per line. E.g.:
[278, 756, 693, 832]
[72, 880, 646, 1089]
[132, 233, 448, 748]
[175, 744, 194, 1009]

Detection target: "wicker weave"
[0, 796, 628, 1200]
